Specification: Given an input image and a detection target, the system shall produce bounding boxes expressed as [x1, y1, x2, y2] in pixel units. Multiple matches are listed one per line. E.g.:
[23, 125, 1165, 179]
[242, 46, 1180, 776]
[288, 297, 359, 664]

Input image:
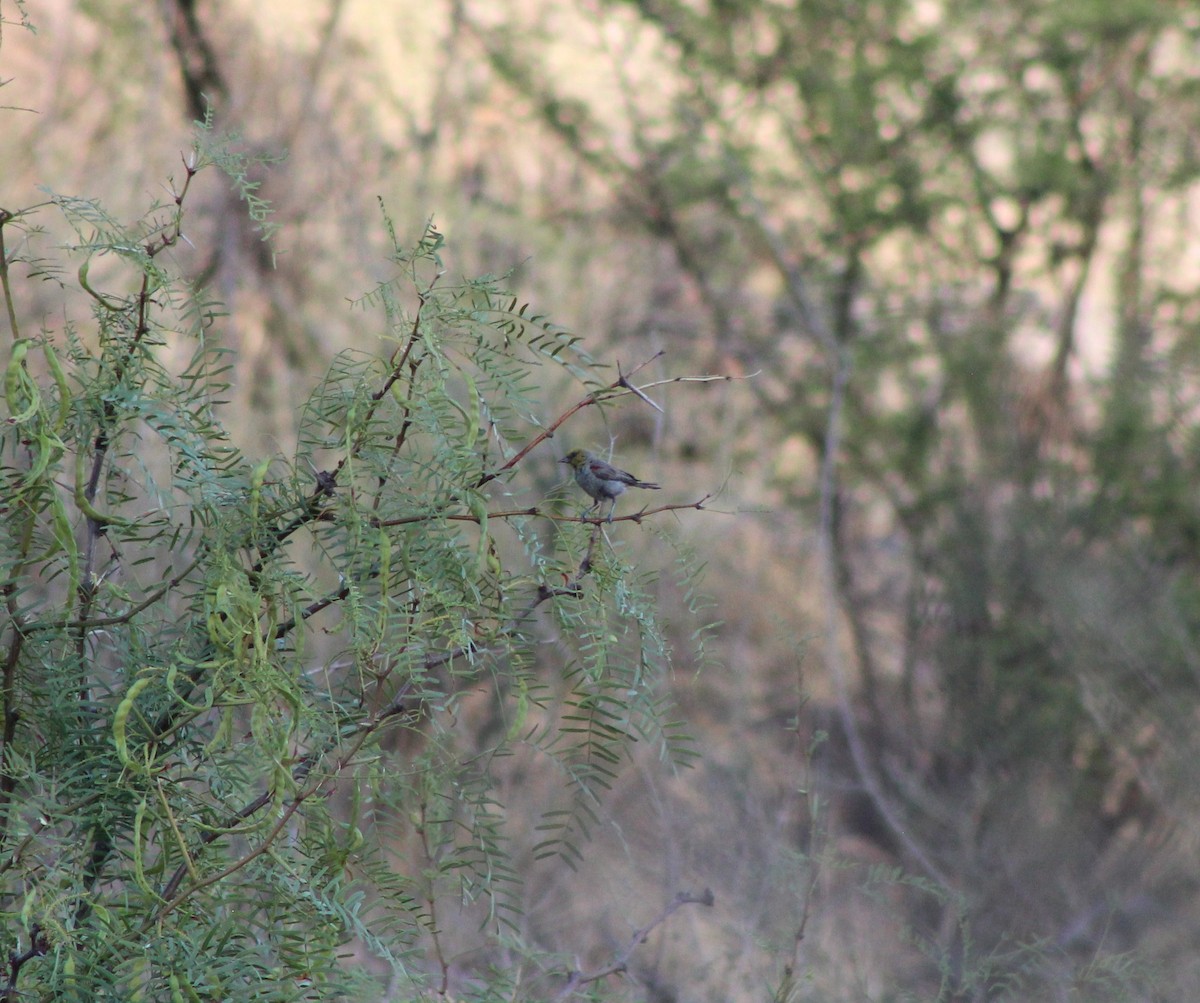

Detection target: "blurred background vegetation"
[6, 0, 1200, 998]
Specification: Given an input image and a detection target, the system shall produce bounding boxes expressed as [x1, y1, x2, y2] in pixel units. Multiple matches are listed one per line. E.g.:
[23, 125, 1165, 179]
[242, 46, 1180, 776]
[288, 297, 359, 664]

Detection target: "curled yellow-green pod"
[4, 338, 39, 424]
[42, 340, 71, 433]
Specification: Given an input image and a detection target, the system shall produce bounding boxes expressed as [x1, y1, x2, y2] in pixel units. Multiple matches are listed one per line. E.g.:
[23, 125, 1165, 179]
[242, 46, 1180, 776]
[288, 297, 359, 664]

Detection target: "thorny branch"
[474, 351, 667, 490]
[474, 351, 750, 491]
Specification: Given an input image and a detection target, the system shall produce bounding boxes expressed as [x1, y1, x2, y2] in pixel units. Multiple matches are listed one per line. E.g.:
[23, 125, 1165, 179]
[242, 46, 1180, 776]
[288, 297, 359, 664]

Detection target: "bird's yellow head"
[560, 449, 588, 470]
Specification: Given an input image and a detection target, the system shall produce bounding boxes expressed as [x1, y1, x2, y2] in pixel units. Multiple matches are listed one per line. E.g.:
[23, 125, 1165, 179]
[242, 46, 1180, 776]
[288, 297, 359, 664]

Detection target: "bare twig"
[627, 371, 759, 392]
[23, 553, 205, 634]
[474, 351, 667, 490]
[616, 358, 664, 413]
[377, 495, 714, 529]
[551, 889, 715, 1000]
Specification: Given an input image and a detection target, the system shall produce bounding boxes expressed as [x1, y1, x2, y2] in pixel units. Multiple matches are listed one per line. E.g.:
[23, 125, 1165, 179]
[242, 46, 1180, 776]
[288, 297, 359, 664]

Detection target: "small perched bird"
[560, 449, 660, 522]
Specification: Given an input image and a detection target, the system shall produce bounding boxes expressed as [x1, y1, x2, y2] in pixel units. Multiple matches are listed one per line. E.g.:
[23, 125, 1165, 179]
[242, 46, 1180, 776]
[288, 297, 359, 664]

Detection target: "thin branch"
[74, 156, 200, 637]
[252, 279, 438, 573]
[377, 495, 714, 529]
[0, 614, 24, 838]
[156, 784, 275, 904]
[0, 792, 105, 889]
[551, 889, 715, 1000]
[153, 685, 413, 923]
[616, 358, 664, 413]
[629, 371, 758, 393]
[152, 796, 307, 926]
[781, 667, 822, 991]
[473, 352, 666, 490]
[23, 553, 205, 634]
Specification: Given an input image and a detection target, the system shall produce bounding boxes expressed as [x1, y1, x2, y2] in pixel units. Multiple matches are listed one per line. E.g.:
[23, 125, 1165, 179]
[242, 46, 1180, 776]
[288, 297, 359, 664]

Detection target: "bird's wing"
[589, 459, 638, 483]
[585, 458, 615, 477]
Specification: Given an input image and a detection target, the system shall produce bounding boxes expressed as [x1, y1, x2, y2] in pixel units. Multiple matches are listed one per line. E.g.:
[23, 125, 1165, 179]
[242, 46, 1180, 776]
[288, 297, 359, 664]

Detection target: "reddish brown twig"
[474, 351, 666, 490]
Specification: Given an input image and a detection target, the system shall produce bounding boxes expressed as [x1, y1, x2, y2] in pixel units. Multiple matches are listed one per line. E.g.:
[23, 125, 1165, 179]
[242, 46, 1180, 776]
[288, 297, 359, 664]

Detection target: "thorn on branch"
[616, 357, 665, 414]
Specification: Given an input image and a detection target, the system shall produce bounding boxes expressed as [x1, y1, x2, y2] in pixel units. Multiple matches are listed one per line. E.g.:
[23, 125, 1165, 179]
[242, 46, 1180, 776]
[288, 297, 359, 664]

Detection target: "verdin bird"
[560, 449, 660, 522]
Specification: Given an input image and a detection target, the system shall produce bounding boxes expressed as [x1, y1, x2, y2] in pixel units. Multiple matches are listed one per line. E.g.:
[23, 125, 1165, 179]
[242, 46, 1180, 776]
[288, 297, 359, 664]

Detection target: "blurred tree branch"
[161, 0, 228, 121]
